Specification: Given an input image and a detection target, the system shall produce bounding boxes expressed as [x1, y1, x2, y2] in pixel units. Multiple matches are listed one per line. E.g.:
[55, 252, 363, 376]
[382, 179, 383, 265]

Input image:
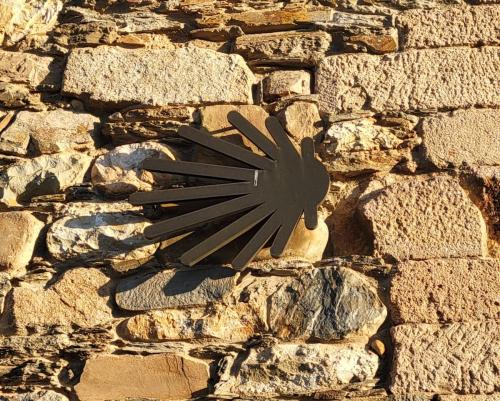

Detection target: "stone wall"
[0, 1, 498, 401]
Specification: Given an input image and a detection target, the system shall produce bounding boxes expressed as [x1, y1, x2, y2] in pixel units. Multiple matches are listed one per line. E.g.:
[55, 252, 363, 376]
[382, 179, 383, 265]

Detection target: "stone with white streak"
[0, 153, 92, 206]
[91, 141, 177, 197]
[316, 47, 500, 113]
[62, 46, 256, 107]
[215, 343, 379, 397]
[46, 213, 159, 267]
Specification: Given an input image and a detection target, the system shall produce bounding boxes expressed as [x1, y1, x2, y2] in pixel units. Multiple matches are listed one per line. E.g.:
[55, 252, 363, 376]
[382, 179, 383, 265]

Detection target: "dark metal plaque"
[129, 111, 330, 269]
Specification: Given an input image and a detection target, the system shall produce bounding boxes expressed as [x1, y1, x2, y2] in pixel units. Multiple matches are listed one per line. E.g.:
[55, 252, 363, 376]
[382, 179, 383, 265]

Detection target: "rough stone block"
[62, 46, 255, 107]
[397, 6, 500, 49]
[91, 141, 178, 197]
[0, 212, 44, 276]
[3, 268, 113, 335]
[359, 175, 488, 260]
[316, 47, 500, 113]
[420, 108, 500, 168]
[215, 342, 379, 397]
[0, 153, 92, 206]
[235, 30, 331, 65]
[262, 70, 311, 100]
[46, 213, 159, 269]
[391, 321, 500, 395]
[75, 353, 208, 401]
[390, 258, 500, 324]
[0, 51, 61, 91]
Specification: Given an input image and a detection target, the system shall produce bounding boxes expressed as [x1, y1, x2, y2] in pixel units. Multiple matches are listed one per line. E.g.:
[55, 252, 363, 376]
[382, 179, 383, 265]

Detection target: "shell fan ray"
[128, 111, 330, 269]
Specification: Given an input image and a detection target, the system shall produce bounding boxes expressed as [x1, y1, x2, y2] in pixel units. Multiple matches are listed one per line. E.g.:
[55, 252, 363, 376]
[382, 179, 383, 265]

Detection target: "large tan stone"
[3, 268, 113, 334]
[397, 6, 500, 49]
[359, 175, 488, 260]
[91, 141, 177, 197]
[215, 342, 379, 397]
[390, 258, 500, 324]
[391, 321, 500, 395]
[75, 353, 208, 401]
[235, 30, 331, 65]
[0, 212, 44, 276]
[420, 108, 500, 168]
[316, 47, 500, 114]
[0, 0, 63, 46]
[0, 153, 92, 206]
[62, 46, 255, 107]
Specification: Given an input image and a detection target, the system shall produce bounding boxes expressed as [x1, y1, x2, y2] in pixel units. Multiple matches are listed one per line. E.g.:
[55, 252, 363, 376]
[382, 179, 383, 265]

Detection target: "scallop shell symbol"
[129, 111, 330, 269]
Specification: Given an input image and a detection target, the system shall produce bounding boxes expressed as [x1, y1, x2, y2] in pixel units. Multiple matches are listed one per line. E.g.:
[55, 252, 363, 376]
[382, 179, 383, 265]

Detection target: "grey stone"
[62, 46, 256, 107]
[115, 266, 239, 311]
[268, 266, 387, 340]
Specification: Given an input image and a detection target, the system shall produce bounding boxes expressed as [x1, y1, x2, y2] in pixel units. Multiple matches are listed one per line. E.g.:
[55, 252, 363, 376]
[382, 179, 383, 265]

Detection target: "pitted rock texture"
[391, 321, 500, 395]
[91, 141, 177, 197]
[1, 109, 99, 155]
[360, 175, 488, 260]
[420, 108, 500, 168]
[263, 70, 311, 100]
[276, 101, 322, 140]
[316, 47, 500, 113]
[75, 353, 208, 401]
[2, 268, 112, 335]
[46, 213, 159, 268]
[62, 46, 256, 107]
[0, 153, 92, 206]
[215, 342, 379, 397]
[115, 266, 238, 311]
[0, 212, 44, 276]
[391, 258, 500, 324]
[397, 6, 500, 49]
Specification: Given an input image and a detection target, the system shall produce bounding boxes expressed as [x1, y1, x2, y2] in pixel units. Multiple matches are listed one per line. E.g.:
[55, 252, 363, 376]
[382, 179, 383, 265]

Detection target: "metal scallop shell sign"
[129, 111, 330, 269]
